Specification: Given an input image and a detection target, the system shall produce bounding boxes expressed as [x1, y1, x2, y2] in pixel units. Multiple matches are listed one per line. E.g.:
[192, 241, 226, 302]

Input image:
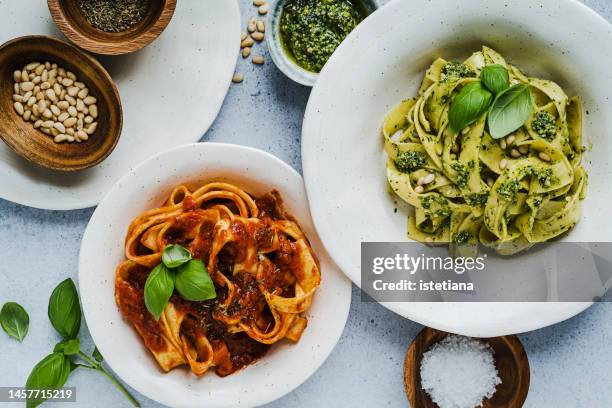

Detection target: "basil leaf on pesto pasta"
[488, 83, 533, 139]
[175, 260, 217, 302]
[480, 64, 509, 95]
[449, 82, 493, 133]
[144, 264, 175, 320]
[162, 244, 192, 268]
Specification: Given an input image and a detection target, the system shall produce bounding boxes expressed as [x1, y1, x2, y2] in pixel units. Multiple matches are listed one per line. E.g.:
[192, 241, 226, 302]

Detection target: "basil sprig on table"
[25, 278, 140, 408]
[0, 301, 29, 342]
[449, 64, 533, 139]
[145, 244, 217, 319]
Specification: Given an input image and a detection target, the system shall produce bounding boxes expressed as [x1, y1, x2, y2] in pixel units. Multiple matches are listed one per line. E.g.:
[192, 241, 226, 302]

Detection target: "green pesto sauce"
[280, 0, 367, 73]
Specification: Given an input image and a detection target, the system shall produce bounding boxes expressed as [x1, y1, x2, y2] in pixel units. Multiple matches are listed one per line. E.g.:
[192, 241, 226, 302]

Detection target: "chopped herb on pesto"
[453, 230, 471, 244]
[440, 62, 474, 82]
[496, 179, 521, 201]
[450, 162, 469, 188]
[280, 0, 366, 73]
[534, 167, 559, 188]
[466, 192, 488, 206]
[395, 151, 426, 173]
[531, 111, 557, 141]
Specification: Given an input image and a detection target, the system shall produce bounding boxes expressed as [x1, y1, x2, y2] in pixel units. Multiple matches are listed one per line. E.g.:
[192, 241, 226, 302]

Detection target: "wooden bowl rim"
[403, 327, 530, 408]
[47, 0, 177, 55]
[0, 35, 123, 172]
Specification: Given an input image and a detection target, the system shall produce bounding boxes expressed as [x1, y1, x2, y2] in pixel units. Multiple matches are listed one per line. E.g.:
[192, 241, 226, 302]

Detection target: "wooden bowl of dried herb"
[47, 0, 177, 55]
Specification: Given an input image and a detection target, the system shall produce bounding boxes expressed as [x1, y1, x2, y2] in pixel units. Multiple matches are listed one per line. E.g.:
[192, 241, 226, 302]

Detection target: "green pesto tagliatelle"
[280, 0, 366, 73]
[382, 46, 588, 255]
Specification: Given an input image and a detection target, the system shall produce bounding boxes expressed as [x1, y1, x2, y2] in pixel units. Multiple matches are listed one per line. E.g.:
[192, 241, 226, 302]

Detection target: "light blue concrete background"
[1, 0, 611, 407]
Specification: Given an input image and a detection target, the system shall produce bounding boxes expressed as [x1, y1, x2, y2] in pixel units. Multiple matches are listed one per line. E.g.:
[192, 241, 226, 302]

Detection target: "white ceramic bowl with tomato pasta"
[78, 143, 351, 408]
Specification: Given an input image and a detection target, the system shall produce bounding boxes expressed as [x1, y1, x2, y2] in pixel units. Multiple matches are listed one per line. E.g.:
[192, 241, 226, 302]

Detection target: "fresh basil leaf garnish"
[0, 301, 29, 342]
[175, 260, 217, 302]
[480, 64, 510, 95]
[144, 264, 175, 320]
[488, 83, 534, 139]
[25, 352, 71, 408]
[48, 279, 82, 340]
[449, 82, 493, 133]
[162, 244, 192, 268]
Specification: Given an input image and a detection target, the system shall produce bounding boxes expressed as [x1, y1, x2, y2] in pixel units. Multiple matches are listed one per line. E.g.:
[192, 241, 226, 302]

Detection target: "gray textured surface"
[0, 0, 611, 407]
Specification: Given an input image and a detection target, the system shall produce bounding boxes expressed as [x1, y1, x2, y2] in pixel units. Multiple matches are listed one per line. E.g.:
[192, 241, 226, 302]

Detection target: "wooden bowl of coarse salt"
[0, 36, 122, 171]
[404, 328, 530, 408]
[48, 0, 177, 55]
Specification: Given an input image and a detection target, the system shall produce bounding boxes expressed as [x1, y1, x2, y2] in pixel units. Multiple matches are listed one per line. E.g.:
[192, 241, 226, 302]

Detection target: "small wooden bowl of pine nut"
[0, 35, 122, 172]
[47, 0, 177, 55]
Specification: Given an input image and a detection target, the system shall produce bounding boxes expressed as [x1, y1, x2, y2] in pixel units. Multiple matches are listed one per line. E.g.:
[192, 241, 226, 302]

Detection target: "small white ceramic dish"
[0, 0, 240, 210]
[79, 143, 351, 408]
[302, 0, 612, 337]
[267, 0, 379, 87]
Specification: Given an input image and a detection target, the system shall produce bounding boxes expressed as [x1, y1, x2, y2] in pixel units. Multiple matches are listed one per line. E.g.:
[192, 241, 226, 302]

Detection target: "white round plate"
[0, 0, 240, 210]
[79, 143, 351, 408]
[302, 0, 612, 337]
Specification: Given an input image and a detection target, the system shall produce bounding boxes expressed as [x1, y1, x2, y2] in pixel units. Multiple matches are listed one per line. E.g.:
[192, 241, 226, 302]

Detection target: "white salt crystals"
[420, 335, 501, 408]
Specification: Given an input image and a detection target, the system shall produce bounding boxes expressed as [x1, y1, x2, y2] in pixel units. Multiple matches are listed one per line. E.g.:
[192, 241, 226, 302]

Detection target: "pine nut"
[518, 145, 529, 155]
[53, 83, 62, 95]
[241, 37, 255, 48]
[84, 96, 97, 105]
[50, 105, 61, 116]
[53, 122, 66, 133]
[64, 117, 77, 128]
[417, 176, 425, 186]
[42, 109, 53, 119]
[538, 152, 551, 162]
[242, 47, 252, 58]
[258, 4, 269, 14]
[86, 122, 97, 135]
[74, 81, 85, 89]
[58, 112, 70, 122]
[510, 148, 521, 158]
[506, 134, 516, 145]
[251, 32, 265, 41]
[13, 94, 23, 102]
[241, 32, 247, 41]
[232, 74, 244, 83]
[68, 106, 77, 117]
[84, 116, 93, 124]
[34, 120, 43, 129]
[487, 177, 494, 187]
[27, 96, 36, 107]
[422, 173, 436, 185]
[77, 88, 89, 99]
[14, 102, 24, 115]
[252, 55, 265, 65]
[37, 100, 47, 112]
[57, 101, 69, 110]
[54, 134, 68, 143]
[23, 110, 31, 121]
[66, 71, 76, 80]
[41, 121, 54, 128]
[21, 82, 34, 92]
[253, 0, 265, 5]
[13, 70, 21, 82]
[461, 126, 470, 135]
[76, 130, 88, 140]
[76, 99, 85, 112]
[248, 18, 256, 33]
[414, 185, 425, 194]
[257, 21, 265, 32]
[89, 104, 98, 119]
[500, 139, 507, 149]
[35, 65, 45, 75]
[26, 62, 40, 71]
[499, 159, 508, 170]
[21, 70, 29, 82]
[67, 86, 79, 97]
[41, 82, 51, 90]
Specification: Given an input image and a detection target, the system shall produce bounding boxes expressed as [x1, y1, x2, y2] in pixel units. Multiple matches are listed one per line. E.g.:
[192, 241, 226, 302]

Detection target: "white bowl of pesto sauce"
[267, 0, 378, 87]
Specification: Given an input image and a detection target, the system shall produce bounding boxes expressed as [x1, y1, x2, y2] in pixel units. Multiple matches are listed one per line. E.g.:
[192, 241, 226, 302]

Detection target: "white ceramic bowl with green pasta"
[302, 0, 612, 336]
